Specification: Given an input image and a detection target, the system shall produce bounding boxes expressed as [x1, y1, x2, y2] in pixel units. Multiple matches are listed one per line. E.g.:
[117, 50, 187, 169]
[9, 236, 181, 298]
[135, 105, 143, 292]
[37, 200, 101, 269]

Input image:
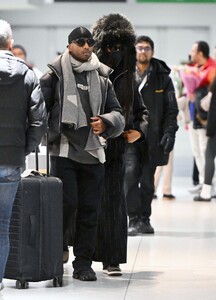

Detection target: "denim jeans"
[0, 166, 21, 282]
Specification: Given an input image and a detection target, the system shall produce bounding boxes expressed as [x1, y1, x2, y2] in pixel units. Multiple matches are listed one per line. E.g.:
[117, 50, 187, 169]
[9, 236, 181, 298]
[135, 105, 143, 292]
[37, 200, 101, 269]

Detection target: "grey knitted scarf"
[61, 49, 106, 163]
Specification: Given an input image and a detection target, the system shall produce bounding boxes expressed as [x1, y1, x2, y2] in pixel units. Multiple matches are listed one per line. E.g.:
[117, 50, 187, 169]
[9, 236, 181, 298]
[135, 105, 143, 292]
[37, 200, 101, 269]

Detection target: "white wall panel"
[13, 27, 48, 73]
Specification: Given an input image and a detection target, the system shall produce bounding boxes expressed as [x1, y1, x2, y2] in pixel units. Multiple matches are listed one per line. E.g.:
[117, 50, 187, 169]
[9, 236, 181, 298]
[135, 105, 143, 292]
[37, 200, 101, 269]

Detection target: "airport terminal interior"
[1, 0, 216, 299]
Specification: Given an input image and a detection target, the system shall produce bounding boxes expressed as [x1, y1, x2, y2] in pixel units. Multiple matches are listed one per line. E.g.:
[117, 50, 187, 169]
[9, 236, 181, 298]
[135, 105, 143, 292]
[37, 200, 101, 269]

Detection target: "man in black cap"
[40, 26, 125, 281]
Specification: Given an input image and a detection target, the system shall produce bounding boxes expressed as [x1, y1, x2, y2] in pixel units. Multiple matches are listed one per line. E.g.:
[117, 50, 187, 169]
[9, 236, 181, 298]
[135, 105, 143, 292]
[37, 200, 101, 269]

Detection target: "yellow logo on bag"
[155, 89, 164, 93]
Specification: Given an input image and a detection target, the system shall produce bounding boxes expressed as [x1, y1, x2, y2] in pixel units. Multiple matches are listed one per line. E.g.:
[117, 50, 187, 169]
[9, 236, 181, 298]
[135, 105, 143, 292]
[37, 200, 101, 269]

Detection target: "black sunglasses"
[73, 38, 95, 47]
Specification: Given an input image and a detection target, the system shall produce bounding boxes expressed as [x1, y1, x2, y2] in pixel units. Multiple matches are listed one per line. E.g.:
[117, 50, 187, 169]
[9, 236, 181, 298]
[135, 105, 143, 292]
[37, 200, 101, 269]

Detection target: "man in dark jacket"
[0, 19, 47, 290]
[40, 26, 125, 281]
[125, 35, 179, 235]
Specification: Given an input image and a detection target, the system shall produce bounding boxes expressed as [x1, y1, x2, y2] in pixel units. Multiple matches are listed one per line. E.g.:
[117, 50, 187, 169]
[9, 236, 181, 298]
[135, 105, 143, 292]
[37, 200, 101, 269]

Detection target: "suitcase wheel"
[53, 276, 63, 287]
[16, 279, 29, 289]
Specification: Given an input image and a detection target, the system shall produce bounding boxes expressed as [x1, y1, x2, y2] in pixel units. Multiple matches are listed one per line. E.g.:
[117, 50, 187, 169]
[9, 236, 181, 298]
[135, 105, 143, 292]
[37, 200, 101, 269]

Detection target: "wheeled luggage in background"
[4, 146, 63, 289]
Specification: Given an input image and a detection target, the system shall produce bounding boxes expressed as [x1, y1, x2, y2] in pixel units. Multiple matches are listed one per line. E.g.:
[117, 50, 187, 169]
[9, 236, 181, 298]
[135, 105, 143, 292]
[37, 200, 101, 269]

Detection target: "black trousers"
[192, 158, 199, 185]
[50, 156, 104, 272]
[204, 135, 216, 185]
[124, 143, 156, 219]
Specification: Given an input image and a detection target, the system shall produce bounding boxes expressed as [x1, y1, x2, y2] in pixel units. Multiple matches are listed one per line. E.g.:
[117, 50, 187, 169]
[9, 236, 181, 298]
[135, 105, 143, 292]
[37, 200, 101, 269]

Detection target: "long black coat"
[93, 71, 148, 264]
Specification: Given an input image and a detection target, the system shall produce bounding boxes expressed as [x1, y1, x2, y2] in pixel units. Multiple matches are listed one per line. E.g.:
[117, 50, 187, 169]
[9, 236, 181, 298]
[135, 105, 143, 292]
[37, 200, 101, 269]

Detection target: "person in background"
[12, 44, 43, 79]
[181, 41, 216, 195]
[92, 14, 148, 276]
[12, 44, 44, 160]
[194, 77, 216, 201]
[153, 66, 191, 200]
[0, 19, 47, 290]
[154, 151, 176, 200]
[173, 57, 200, 189]
[40, 26, 125, 281]
[125, 35, 179, 236]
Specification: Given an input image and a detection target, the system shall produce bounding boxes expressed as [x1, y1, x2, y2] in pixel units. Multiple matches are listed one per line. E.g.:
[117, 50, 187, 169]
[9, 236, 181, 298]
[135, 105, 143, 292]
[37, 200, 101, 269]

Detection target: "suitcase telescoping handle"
[35, 133, 50, 175]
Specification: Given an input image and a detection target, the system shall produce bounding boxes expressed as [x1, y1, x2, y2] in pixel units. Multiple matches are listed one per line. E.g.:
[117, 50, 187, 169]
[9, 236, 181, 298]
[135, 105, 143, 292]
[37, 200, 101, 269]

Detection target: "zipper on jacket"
[47, 65, 62, 133]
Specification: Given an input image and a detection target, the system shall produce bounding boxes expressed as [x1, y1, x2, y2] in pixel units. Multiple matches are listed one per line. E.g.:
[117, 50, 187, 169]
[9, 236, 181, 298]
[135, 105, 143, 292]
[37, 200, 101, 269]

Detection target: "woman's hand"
[122, 130, 142, 143]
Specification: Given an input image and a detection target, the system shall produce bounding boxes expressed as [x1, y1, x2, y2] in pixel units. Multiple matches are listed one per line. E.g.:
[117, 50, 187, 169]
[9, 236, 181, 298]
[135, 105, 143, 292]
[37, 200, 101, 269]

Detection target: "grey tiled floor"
[1, 176, 216, 300]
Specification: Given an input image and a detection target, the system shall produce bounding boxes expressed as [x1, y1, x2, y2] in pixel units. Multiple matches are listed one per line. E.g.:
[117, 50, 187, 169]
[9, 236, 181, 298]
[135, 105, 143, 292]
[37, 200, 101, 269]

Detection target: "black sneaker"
[193, 195, 211, 202]
[140, 218, 154, 234]
[73, 268, 97, 281]
[103, 264, 122, 276]
[163, 194, 176, 200]
[128, 216, 141, 236]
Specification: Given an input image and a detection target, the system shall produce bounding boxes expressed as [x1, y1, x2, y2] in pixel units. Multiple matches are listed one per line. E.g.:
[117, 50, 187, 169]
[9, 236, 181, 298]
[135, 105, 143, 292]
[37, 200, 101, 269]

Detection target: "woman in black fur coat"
[92, 13, 148, 276]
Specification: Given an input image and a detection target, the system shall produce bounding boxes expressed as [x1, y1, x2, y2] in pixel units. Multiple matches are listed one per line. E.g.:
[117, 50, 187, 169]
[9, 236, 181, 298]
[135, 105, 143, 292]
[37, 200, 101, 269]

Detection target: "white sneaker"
[0, 282, 4, 290]
[188, 184, 202, 194]
[103, 265, 122, 276]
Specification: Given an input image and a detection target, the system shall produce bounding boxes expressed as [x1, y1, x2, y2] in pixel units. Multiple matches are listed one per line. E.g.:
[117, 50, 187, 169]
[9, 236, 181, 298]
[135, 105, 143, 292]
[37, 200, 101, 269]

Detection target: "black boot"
[140, 217, 154, 234]
[128, 216, 141, 236]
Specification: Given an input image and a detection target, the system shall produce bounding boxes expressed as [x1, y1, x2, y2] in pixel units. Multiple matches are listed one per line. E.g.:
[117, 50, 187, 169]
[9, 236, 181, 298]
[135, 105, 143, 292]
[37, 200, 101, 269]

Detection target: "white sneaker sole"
[107, 271, 122, 276]
[103, 269, 122, 276]
[188, 185, 202, 194]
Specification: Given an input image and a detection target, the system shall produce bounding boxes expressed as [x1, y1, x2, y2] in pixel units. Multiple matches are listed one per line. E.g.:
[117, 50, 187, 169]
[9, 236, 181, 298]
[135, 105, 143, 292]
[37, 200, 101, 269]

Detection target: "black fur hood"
[92, 13, 137, 122]
[92, 13, 136, 53]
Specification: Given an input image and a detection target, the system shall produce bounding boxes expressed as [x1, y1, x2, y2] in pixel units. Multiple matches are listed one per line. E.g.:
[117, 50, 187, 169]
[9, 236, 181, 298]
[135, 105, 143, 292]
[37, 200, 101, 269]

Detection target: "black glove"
[160, 133, 175, 154]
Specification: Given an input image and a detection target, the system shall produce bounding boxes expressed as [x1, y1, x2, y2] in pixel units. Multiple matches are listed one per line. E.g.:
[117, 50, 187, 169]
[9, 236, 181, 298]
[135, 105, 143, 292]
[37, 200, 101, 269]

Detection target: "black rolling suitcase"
[4, 145, 63, 289]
